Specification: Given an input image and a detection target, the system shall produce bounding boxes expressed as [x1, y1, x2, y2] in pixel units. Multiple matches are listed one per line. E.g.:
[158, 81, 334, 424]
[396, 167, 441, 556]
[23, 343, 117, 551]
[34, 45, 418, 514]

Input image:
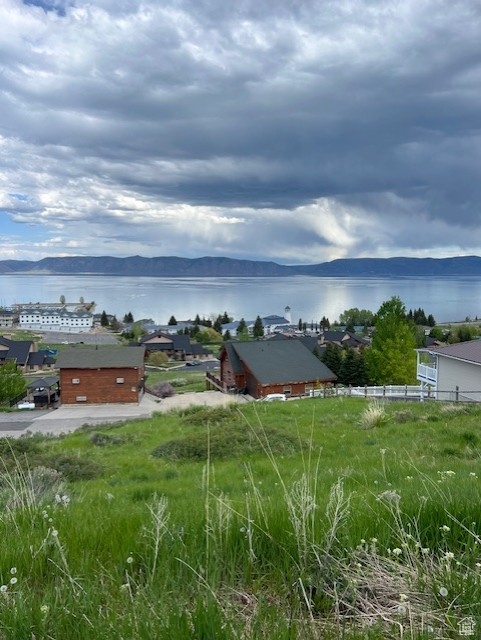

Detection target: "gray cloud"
[0, 0, 480, 262]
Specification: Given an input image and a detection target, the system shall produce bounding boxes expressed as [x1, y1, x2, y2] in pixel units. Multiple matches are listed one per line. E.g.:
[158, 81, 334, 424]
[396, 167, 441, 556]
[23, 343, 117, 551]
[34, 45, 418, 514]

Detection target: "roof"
[0, 338, 33, 365]
[426, 339, 481, 365]
[27, 351, 56, 366]
[20, 308, 92, 318]
[56, 346, 145, 369]
[226, 340, 336, 385]
[26, 376, 59, 389]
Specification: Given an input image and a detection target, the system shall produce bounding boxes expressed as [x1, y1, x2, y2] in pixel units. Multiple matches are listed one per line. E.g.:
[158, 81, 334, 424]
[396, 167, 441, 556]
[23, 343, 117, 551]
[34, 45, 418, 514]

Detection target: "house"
[416, 339, 481, 402]
[215, 339, 336, 399]
[0, 335, 56, 372]
[0, 309, 18, 328]
[319, 331, 369, 350]
[139, 331, 212, 361]
[19, 308, 93, 333]
[56, 346, 145, 404]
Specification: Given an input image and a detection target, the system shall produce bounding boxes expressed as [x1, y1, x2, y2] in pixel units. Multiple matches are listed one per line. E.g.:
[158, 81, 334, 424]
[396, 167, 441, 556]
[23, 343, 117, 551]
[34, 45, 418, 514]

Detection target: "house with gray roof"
[139, 331, 212, 361]
[56, 346, 145, 404]
[417, 339, 481, 402]
[0, 335, 54, 372]
[217, 340, 336, 399]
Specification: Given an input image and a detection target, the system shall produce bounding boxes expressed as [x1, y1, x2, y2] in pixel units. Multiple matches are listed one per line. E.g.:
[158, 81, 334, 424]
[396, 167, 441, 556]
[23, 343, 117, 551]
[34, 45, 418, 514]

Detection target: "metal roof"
[227, 340, 336, 384]
[56, 346, 145, 369]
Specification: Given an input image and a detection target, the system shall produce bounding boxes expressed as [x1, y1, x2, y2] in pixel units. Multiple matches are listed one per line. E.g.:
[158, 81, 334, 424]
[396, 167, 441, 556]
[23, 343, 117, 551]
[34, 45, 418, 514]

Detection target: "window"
[76, 396, 87, 402]
[283, 386, 292, 396]
[72, 378, 80, 384]
[305, 384, 313, 394]
[116, 377, 125, 384]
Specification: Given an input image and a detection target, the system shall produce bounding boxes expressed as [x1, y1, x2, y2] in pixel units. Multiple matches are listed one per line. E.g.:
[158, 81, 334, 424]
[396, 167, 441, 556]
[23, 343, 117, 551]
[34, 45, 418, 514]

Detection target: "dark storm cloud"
[1, 0, 481, 261]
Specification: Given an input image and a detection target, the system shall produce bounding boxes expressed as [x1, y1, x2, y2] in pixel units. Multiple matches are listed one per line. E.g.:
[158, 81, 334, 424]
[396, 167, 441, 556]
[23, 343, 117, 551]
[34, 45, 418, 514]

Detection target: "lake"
[0, 274, 479, 325]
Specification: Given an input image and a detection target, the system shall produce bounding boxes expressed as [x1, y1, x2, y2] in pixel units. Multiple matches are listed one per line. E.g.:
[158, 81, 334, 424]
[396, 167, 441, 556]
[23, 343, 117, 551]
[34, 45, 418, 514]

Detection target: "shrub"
[151, 424, 303, 461]
[0, 437, 42, 458]
[40, 455, 103, 481]
[358, 400, 389, 429]
[90, 432, 127, 446]
[147, 352, 169, 366]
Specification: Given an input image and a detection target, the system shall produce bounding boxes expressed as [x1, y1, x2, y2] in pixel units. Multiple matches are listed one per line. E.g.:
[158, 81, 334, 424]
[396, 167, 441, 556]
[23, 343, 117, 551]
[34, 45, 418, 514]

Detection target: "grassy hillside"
[1, 398, 481, 638]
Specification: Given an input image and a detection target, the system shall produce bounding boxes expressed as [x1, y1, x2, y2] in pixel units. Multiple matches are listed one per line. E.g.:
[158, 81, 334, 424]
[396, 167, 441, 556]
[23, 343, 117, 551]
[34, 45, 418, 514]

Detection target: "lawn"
[1, 397, 481, 638]
[145, 368, 210, 393]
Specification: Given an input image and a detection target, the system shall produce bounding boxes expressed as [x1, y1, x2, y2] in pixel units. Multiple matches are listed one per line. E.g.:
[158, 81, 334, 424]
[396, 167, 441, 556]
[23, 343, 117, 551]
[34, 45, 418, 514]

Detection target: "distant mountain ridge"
[1, 255, 481, 277]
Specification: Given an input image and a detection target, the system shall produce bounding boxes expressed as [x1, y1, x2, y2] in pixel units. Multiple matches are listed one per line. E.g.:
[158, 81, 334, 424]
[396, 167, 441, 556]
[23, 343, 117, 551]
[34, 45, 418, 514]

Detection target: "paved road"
[0, 391, 250, 438]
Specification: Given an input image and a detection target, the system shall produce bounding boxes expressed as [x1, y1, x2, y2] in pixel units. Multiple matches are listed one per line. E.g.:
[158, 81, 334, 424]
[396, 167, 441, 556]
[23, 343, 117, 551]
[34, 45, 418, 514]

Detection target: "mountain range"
[1, 255, 481, 277]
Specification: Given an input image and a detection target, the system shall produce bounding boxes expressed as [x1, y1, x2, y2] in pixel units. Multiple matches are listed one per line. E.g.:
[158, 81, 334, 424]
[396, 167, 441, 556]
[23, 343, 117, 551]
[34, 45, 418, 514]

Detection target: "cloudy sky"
[1, 0, 480, 264]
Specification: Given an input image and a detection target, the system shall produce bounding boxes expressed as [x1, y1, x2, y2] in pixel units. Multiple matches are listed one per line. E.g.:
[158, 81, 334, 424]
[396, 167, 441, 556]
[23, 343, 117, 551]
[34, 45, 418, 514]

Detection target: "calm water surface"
[0, 275, 479, 324]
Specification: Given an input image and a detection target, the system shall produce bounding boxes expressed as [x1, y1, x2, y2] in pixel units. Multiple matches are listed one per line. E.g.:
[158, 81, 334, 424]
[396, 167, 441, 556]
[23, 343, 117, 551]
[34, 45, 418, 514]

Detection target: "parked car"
[260, 393, 287, 402]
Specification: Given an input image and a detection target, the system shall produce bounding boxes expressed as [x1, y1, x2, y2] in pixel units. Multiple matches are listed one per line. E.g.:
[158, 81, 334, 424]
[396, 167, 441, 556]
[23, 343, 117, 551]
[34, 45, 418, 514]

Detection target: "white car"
[260, 393, 287, 402]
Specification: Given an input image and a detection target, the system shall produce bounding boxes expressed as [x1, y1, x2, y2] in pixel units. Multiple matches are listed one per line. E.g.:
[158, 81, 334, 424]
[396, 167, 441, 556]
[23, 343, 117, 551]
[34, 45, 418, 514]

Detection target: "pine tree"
[237, 318, 247, 335]
[322, 343, 343, 377]
[168, 315, 177, 325]
[100, 310, 109, 327]
[253, 315, 264, 338]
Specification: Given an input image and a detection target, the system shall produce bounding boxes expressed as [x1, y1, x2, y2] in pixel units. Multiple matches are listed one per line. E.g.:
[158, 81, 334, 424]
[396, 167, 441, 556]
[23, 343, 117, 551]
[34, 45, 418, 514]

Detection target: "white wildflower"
[438, 586, 448, 597]
[9, 577, 17, 585]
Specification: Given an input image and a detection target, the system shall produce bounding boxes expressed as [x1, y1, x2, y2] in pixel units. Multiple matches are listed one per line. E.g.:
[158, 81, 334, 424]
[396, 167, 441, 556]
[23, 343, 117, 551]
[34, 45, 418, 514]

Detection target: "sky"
[1, 0, 480, 265]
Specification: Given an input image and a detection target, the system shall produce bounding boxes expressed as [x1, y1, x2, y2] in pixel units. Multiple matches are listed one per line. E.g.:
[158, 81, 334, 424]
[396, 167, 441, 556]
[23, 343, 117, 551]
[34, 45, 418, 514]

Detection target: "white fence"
[309, 385, 429, 400]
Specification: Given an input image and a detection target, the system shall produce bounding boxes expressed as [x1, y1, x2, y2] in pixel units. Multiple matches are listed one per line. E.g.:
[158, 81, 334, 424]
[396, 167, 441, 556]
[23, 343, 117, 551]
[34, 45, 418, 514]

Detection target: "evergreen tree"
[322, 343, 343, 378]
[100, 310, 109, 327]
[338, 349, 358, 385]
[320, 316, 330, 331]
[168, 315, 177, 325]
[298, 318, 303, 331]
[427, 314, 436, 327]
[224, 329, 232, 341]
[221, 311, 231, 324]
[110, 315, 121, 331]
[123, 312, 134, 323]
[213, 315, 223, 334]
[237, 318, 247, 336]
[194, 314, 201, 325]
[253, 315, 264, 338]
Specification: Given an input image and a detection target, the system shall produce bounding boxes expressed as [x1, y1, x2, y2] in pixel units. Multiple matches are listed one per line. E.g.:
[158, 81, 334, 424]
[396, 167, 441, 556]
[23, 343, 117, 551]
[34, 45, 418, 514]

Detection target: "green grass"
[145, 368, 208, 393]
[2, 398, 481, 638]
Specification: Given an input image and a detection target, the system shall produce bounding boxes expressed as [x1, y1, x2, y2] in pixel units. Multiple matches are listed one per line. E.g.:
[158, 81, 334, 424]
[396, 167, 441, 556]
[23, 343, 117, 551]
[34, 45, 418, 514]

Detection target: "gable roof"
[0, 337, 33, 365]
[56, 346, 145, 369]
[427, 340, 481, 365]
[227, 340, 336, 385]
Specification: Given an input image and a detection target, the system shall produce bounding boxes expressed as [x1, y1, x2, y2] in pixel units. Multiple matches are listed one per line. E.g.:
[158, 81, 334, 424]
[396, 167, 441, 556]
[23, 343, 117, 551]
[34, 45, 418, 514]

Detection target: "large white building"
[19, 308, 94, 333]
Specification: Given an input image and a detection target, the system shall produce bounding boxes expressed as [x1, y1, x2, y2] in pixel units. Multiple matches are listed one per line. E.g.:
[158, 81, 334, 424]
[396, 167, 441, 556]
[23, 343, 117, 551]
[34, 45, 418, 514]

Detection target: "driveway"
[0, 391, 250, 438]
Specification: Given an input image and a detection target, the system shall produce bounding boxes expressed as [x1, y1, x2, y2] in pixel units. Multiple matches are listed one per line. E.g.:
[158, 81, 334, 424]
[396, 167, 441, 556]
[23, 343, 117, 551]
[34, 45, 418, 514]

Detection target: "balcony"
[417, 363, 437, 384]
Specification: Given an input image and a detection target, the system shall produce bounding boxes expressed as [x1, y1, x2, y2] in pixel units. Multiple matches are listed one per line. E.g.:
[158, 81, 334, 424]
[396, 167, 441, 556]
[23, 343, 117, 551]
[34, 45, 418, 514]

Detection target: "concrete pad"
[0, 391, 251, 438]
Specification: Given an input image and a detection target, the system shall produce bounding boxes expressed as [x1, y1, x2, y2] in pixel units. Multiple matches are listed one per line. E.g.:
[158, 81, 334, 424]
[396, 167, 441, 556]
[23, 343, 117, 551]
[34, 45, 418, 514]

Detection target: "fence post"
[455, 386, 459, 403]
[364, 385, 367, 397]
[383, 386, 386, 397]
[405, 385, 407, 398]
